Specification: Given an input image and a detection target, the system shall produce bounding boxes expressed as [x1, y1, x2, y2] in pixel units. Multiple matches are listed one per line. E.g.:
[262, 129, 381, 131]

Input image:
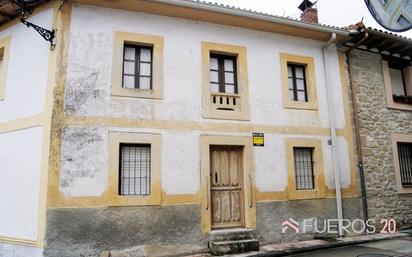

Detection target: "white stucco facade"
[0, 126, 43, 240]
[0, 7, 52, 256]
[0, 9, 52, 123]
[59, 4, 353, 197]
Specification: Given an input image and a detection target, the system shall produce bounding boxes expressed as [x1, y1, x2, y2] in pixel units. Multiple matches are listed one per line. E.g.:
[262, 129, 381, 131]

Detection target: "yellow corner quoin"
[286, 138, 326, 200]
[200, 135, 256, 234]
[112, 31, 164, 99]
[280, 52, 319, 110]
[107, 132, 162, 206]
[0, 36, 11, 101]
[201, 41, 250, 121]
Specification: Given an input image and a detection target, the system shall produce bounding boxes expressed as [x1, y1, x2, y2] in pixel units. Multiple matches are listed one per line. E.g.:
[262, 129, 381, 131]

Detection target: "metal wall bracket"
[20, 18, 56, 50]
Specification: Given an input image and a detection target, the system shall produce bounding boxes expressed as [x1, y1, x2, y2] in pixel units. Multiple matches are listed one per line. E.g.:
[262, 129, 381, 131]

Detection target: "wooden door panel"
[210, 146, 243, 229]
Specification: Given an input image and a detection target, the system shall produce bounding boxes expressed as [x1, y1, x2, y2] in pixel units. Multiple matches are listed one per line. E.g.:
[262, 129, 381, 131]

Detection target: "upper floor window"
[123, 45, 153, 90]
[201, 42, 250, 121]
[389, 65, 407, 96]
[288, 64, 308, 102]
[112, 32, 163, 99]
[382, 57, 412, 108]
[280, 53, 318, 110]
[397, 142, 412, 187]
[210, 54, 238, 94]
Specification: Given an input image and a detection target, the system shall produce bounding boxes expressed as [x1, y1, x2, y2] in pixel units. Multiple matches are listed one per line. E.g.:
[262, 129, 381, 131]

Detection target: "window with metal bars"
[209, 54, 238, 94]
[288, 64, 308, 102]
[119, 144, 151, 195]
[122, 44, 153, 89]
[397, 143, 412, 187]
[293, 147, 315, 190]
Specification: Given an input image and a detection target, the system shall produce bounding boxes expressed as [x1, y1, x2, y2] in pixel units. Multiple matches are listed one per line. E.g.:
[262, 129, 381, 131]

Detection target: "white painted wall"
[60, 5, 353, 197]
[0, 9, 52, 123]
[0, 127, 43, 240]
[66, 5, 347, 129]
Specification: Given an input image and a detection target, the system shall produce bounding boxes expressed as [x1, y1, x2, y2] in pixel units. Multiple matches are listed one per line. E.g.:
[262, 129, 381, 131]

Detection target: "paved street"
[290, 237, 412, 257]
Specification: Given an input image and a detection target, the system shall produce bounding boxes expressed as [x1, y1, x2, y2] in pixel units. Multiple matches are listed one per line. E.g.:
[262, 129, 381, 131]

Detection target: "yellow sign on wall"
[253, 133, 264, 147]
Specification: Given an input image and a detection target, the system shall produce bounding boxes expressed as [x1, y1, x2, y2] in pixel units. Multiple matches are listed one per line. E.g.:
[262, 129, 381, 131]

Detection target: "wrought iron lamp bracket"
[20, 9, 56, 50]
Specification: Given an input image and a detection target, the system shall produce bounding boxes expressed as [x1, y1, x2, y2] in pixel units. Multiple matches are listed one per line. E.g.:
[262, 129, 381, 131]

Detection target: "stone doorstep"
[209, 239, 260, 256]
[208, 228, 259, 256]
[209, 228, 256, 242]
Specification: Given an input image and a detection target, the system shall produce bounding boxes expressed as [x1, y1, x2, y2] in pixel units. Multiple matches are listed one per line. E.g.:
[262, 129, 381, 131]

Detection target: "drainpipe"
[345, 32, 370, 233]
[322, 32, 344, 238]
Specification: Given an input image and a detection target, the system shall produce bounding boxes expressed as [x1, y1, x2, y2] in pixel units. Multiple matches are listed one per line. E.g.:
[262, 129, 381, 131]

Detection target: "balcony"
[210, 92, 241, 112]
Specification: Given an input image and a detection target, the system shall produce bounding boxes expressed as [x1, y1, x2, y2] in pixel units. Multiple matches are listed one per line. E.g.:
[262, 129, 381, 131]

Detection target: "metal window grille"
[293, 147, 315, 190]
[122, 44, 153, 89]
[288, 64, 308, 102]
[397, 143, 412, 187]
[209, 54, 238, 94]
[119, 144, 151, 195]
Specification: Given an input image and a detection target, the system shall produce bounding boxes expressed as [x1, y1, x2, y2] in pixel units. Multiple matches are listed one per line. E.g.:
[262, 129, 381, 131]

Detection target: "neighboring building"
[0, 0, 409, 257]
[342, 28, 412, 230]
[366, 0, 412, 31]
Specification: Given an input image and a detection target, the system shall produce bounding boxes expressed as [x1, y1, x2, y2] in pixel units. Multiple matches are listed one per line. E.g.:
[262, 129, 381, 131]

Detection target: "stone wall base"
[44, 198, 362, 257]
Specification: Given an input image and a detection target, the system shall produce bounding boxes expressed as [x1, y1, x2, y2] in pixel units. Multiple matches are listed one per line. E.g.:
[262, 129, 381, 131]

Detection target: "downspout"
[345, 32, 370, 233]
[322, 32, 344, 238]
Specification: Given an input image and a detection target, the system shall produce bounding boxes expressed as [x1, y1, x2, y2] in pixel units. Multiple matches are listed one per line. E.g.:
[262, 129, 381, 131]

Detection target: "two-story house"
[0, 0, 380, 256]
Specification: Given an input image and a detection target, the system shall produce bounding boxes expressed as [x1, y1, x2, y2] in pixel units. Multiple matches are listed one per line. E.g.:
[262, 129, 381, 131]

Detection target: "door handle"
[249, 175, 253, 208]
[206, 175, 210, 211]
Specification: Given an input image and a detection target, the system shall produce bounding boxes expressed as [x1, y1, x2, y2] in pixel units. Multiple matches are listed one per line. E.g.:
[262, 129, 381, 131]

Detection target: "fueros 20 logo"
[281, 218, 397, 234]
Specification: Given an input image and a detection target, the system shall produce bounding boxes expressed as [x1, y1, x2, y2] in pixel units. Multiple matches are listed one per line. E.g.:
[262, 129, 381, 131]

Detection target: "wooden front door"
[210, 146, 244, 229]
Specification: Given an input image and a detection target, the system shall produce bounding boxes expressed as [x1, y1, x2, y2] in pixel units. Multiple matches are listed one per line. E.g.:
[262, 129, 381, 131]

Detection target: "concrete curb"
[253, 232, 411, 257]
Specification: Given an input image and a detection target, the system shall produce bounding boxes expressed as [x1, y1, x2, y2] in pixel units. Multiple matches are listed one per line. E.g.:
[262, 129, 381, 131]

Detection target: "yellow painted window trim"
[199, 135, 256, 234]
[0, 36, 11, 101]
[391, 134, 412, 194]
[201, 42, 250, 121]
[286, 138, 326, 200]
[280, 52, 318, 110]
[382, 60, 412, 112]
[112, 32, 163, 99]
[108, 132, 162, 206]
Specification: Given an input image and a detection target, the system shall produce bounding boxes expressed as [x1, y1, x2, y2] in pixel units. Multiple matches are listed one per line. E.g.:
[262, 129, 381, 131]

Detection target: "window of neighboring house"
[122, 44, 153, 90]
[389, 66, 406, 96]
[119, 143, 151, 196]
[397, 142, 412, 187]
[384, 57, 412, 106]
[209, 54, 238, 94]
[293, 147, 315, 190]
[288, 64, 308, 102]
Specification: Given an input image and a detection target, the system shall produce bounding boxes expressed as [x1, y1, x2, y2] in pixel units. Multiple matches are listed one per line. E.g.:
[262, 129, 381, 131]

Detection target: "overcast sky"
[211, 0, 412, 38]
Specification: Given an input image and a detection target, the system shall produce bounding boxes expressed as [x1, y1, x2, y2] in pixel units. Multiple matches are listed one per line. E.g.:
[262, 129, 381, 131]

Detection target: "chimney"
[298, 0, 318, 23]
